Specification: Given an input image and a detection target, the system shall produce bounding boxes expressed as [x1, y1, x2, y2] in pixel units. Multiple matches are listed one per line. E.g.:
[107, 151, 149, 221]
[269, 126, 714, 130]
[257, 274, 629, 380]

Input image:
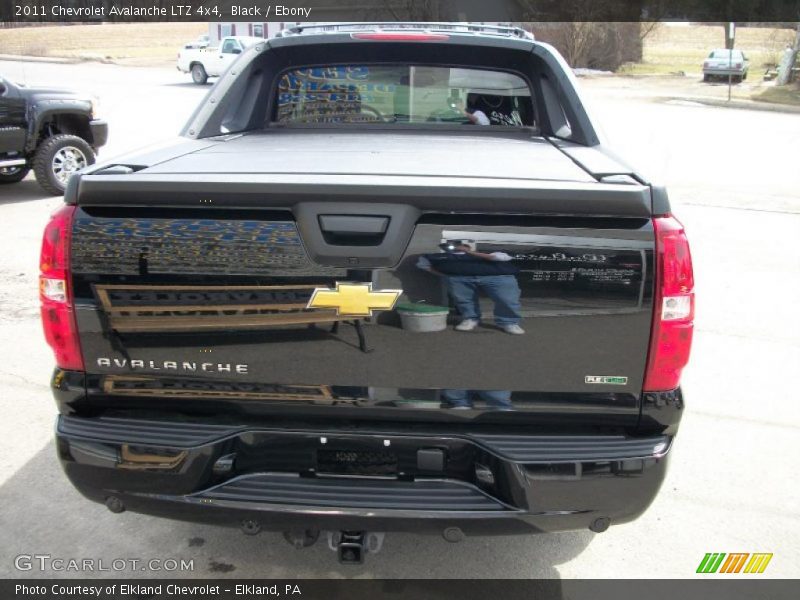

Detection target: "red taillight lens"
[39, 204, 83, 371]
[643, 215, 694, 392]
[351, 32, 449, 41]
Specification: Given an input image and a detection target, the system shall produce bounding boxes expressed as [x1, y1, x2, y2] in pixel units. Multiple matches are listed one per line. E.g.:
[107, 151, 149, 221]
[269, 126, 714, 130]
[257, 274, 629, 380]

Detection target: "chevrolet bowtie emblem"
[307, 282, 402, 317]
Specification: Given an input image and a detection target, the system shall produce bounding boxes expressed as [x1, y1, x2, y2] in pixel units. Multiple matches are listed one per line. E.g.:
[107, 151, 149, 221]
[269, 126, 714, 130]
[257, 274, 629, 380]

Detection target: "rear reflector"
[39, 204, 83, 371]
[351, 32, 449, 41]
[643, 216, 694, 392]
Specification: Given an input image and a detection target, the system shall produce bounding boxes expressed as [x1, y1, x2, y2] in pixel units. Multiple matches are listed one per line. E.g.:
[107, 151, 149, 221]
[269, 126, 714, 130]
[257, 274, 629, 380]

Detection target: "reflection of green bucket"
[396, 303, 450, 333]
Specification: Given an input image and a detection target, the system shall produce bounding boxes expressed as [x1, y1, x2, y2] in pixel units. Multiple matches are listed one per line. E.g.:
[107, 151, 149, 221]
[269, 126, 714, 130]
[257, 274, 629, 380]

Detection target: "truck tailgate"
[68, 137, 654, 425]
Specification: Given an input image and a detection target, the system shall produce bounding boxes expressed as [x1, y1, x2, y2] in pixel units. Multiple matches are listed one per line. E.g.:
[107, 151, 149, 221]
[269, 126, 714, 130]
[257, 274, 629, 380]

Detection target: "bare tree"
[553, 22, 597, 67]
[517, 1, 648, 70]
[639, 0, 669, 43]
[529, 22, 642, 70]
[383, 0, 445, 21]
[639, 21, 662, 43]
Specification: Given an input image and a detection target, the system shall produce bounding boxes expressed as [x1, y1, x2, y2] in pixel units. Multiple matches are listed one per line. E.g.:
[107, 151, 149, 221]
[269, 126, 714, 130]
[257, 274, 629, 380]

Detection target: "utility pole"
[728, 22, 735, 102]
[776, 23, 800, 86]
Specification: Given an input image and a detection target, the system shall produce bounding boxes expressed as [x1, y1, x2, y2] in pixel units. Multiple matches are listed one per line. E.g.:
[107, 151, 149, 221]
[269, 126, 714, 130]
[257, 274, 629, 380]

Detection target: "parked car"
[177, 35, 262, 84]
[0, 75, 107, 195]
[45, 23, 693, 564]
[703, 48, 749, 82]
[183, 34, 210, 49]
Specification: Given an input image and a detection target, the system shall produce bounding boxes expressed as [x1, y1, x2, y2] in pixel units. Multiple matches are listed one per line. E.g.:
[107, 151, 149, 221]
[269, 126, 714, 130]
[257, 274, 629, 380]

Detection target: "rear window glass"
[710, 50, 742, 59]
[273, 65, 535, 127]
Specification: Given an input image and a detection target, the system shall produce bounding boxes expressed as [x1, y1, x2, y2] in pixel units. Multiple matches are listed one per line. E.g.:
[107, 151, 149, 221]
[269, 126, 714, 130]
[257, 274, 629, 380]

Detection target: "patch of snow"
[573, 68, 614, 77]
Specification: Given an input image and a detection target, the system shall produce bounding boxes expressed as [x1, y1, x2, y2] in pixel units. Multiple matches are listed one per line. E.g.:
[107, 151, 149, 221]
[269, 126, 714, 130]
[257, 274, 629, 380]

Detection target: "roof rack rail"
[275, 22, 534, 41]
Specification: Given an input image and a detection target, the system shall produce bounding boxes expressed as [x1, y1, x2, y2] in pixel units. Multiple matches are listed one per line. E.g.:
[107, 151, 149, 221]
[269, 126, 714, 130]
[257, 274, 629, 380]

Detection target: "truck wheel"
[33, 134, 95, 196]
[702, 74, 709, 82]
[0, 166, 31, 184]
[191, 63, 208, 85]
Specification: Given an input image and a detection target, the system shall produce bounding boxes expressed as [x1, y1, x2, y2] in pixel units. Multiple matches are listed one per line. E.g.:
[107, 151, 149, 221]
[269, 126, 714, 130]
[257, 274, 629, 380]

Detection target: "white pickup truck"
[177, 36, 263, 84]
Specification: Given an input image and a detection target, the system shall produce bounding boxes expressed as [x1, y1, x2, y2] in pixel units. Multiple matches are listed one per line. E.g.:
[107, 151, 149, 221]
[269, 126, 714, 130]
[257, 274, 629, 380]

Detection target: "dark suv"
[0, 75, 107, 195]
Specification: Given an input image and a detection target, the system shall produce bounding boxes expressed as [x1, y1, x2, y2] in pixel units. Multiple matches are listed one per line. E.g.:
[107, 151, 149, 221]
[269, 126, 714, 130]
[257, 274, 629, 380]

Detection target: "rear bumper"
[56, 415, 672, 535]
[703, 68, 746, 77]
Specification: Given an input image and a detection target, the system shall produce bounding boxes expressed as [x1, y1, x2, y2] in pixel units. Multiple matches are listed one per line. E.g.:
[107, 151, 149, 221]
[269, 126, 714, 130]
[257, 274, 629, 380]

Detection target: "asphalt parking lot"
[0, 60, 798, 579]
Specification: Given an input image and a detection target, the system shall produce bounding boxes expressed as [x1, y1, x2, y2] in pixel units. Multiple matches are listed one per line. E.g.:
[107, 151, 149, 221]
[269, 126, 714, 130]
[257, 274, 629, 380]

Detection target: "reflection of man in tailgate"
[417, 240, 524, 334]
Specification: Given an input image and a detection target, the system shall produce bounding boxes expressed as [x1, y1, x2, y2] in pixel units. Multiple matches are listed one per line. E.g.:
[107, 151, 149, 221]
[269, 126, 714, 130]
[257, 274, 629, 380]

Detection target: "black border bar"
[2, 579, 798, 600]
[2, 1, 800, 23]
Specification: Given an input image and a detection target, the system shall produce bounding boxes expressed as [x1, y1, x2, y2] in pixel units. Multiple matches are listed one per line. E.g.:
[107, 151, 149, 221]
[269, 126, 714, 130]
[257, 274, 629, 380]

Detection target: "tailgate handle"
[318, 215, 389, 246]
[319, 215, 389, 234]
[295, 203, 420, 268]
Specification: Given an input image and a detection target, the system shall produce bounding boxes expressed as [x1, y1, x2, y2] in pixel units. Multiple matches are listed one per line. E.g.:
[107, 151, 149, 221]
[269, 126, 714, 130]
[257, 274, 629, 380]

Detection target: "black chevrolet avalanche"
[40, 24, 693, 563]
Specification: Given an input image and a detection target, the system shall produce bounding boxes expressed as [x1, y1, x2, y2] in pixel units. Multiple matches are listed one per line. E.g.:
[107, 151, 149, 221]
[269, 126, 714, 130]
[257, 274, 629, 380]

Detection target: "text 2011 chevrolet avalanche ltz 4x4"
[41, 24, 693, 563]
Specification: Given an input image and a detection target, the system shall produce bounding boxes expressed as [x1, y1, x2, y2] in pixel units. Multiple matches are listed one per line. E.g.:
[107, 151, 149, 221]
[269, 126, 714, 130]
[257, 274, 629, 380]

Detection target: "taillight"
[39, 204, 83, 371]
[351, 32, 449, 41]
[643, 215, 694, 391]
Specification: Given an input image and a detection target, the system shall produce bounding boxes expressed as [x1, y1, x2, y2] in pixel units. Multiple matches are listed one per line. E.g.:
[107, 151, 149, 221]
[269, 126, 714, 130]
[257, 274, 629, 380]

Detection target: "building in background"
[208, 22, 298, 43]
